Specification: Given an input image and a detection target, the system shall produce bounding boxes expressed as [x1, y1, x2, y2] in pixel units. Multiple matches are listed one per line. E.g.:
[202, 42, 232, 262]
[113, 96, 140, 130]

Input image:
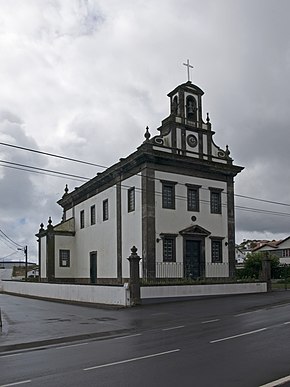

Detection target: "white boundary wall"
[141, 282, 267, 299]
[1, 281, 130, 307]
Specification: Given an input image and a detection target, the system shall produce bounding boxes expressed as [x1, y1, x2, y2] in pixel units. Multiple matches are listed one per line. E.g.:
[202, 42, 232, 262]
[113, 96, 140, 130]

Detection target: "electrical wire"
[1, 142, 290, 218]
[0, 229, 23, 248]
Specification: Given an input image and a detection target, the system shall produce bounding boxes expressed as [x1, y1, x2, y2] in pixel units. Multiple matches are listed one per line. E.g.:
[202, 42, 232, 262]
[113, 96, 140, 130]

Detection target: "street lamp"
[17, 246, 28, 281]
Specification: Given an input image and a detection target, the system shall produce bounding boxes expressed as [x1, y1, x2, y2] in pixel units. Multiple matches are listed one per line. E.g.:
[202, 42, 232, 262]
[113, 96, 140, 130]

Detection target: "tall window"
[128, 187, 135, 212]
[187, 184, 200, 212]
[161, 181, 176, 209]
[90, 205, 96, 225]
[211, 240, 222, 263]
[80, 210, 85, 229]
[162, 236, 176, 262]
[210, 189, 222, 214]
[103, 199, 109, 221]
[59, 249, 70, 267]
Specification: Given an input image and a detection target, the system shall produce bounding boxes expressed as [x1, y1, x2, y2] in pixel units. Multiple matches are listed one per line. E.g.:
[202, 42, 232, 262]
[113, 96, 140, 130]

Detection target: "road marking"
[283, 321, 290, 325]
[201, 319, 220, 324]
[114, 334, 142, 340]
[83, 349, 180, 371]
[234, 310, 262, 317]
[260, 374, 290, 387]
[54, 342, 89, 350]
[0, 381, 31, 387]
[210, 328, 267, 344]
[162, 325, 184, 331]
[0, 353, 23, 359]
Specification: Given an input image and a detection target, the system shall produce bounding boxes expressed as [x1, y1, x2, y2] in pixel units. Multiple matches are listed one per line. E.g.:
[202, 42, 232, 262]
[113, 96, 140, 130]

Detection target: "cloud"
[1, 0, 290, 260]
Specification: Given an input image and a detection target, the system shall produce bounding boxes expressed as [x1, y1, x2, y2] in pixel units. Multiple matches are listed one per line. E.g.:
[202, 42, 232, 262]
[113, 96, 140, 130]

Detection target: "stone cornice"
[57, 143, 244, 211]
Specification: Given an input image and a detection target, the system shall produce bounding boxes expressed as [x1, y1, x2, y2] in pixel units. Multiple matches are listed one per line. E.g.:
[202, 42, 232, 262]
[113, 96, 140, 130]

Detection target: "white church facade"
[36, 80, 243, 283]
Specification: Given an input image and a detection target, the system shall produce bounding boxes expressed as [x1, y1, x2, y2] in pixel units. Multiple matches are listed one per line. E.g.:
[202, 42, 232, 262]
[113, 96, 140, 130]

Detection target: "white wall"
[141, 282, 267, 299]
[2, 281, 130, 306]
[121, 175, 142, 278]
[73, 186, 118, 279]
[155, 171, 228, 265]
[54, 235, 75, 278]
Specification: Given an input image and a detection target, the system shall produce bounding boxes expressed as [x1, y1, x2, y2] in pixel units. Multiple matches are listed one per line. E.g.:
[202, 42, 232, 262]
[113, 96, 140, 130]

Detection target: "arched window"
[186, 96, 197, 121]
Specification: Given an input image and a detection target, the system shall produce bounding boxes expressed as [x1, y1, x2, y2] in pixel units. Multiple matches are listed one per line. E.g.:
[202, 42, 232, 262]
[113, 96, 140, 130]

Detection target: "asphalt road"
[2, 292, 290, 386]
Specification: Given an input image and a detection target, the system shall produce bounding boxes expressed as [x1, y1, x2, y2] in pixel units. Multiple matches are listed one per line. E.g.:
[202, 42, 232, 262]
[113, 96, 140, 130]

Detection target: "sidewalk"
[0, 293, 135, 353]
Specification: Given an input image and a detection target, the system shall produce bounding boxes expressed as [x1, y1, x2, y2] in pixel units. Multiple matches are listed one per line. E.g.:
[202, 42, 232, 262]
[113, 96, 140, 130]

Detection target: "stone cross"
[183, 59, 193, 82]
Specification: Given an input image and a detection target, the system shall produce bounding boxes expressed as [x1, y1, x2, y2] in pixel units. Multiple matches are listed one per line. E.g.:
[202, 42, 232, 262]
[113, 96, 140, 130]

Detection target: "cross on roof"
[183, 59, 193, 82]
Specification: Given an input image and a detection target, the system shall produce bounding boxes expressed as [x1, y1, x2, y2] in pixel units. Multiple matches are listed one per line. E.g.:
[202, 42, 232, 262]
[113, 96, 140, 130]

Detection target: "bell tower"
[152, 61, 232, 164]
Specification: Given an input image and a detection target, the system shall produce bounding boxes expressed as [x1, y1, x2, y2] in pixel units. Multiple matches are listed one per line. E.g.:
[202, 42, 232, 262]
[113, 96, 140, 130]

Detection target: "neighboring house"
[252, 237, 290, 264]
[36, 80, 243, 284]
[235, 246, 246, 264]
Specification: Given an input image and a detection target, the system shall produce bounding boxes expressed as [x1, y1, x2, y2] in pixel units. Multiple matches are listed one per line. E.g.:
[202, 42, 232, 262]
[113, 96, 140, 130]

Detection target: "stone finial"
[39, 223, 44, 232]
[131, 246, 138, 256]
[144, 126, 151, 142]
[48, 216, 52, 225]
[225, 145, 230, 157]
[206, 112, 210, 124]
[62, 184, 69, 198]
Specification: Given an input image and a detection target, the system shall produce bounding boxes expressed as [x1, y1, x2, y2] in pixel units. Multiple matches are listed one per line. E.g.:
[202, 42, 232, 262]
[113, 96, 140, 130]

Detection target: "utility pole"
[24, 246, 28, 281]
[18, 245, 28, 281]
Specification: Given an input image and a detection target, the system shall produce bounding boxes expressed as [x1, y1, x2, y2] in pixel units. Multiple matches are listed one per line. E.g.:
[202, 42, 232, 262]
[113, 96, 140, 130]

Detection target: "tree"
[242, 252, 279, 279]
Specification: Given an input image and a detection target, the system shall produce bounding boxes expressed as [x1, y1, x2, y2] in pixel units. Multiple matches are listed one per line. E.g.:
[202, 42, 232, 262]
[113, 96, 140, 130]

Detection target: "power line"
[0, 229, 23, 248]
[0, 160, 90, 182]
[0, 141, 107, 169]
[2, 157, 290, 219]
[2, 142, 290, 216]
[0, 164, 89, 182]
[0, 251, 19, 260]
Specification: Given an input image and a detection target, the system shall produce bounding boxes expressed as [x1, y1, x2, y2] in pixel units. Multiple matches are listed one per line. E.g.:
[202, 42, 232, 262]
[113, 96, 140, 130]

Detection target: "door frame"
[183, 236, 205, 279]
[89, 251, 97, 284]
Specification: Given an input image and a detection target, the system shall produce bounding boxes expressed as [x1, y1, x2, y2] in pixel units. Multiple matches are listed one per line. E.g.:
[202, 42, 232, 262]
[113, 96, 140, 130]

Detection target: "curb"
[0, 327, 134, 354]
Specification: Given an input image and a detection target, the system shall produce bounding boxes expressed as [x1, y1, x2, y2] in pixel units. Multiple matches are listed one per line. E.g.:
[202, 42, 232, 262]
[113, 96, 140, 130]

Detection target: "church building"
[36, 75, 243, 284]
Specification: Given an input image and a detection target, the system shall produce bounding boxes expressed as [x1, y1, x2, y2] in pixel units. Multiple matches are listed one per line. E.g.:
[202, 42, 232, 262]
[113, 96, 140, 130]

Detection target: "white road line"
[162, 325, 184, 331]
[114, 334, 142, 340]
[0, 353, 23, 359]
[283, 321, 290, 325]
[0, 381, 31, 387]
[54, 342, 89, 350]
[201, 319, 220, 324]
[234, 310, 262, 317]
[83, 349, 180, 371]
[210, 328, 267, 344]
[260, 374, 290, 387]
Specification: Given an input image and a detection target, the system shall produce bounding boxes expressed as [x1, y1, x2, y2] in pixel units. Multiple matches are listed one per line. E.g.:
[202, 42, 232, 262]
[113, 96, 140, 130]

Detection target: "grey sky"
[0, 0, 290, 261]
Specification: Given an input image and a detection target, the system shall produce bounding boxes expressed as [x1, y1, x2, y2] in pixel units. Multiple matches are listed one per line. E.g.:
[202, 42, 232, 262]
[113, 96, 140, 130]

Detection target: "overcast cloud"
[0, 0, 290, 262]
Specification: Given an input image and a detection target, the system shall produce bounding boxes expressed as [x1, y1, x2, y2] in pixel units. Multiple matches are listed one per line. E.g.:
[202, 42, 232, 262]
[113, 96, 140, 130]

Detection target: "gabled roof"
[179, 224, 211, 236]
